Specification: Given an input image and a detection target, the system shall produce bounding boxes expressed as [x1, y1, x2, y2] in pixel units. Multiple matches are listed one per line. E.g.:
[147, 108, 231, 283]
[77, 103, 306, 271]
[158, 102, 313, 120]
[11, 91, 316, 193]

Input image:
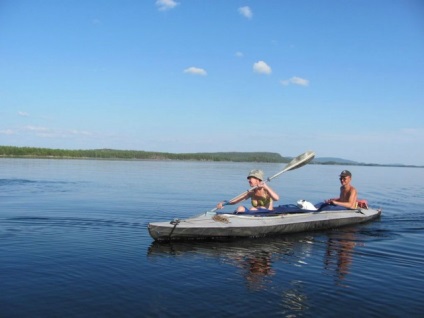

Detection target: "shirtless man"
[326, 170, 358, 209]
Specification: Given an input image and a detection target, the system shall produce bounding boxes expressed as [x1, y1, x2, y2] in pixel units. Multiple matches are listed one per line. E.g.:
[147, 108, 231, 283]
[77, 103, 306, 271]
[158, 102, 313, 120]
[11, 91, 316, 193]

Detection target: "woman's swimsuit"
[251, 190, 272, 208]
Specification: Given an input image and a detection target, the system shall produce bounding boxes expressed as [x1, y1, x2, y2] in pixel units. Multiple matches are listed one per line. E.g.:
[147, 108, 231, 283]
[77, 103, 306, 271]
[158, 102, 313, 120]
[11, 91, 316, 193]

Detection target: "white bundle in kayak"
[297, 199, 317, 211]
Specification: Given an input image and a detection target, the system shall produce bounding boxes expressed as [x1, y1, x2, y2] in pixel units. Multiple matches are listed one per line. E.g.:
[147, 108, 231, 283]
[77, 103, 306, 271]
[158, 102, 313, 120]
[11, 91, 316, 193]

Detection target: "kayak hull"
[148, 207, 382, 241]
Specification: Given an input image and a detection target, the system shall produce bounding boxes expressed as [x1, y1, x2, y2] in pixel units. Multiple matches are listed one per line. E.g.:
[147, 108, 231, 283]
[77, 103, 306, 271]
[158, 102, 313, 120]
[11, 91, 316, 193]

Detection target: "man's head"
[339, 170, 351, 177]
[339, 170, 352, 182]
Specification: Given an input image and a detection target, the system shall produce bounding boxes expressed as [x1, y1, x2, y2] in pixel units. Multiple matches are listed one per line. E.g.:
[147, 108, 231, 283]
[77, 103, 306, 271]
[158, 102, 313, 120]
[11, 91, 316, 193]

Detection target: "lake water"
[0, 158, 423, 317]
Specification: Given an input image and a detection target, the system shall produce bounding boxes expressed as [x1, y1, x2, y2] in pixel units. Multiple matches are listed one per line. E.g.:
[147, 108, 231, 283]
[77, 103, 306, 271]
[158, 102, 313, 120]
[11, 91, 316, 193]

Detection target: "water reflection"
[324, 228, 362, 285]
[224, 248, 275, 291]
[148, 236, 305, 291]
[148, 230, 363, 313]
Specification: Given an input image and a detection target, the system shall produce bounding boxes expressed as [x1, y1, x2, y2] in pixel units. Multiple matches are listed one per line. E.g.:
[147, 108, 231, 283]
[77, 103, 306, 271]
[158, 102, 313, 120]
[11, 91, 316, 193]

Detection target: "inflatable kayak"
[147, 202, 382, 241]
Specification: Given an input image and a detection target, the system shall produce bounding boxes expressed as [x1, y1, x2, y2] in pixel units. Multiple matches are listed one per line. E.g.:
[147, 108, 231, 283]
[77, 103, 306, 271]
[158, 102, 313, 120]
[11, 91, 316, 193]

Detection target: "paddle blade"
[285, 150, 315, 171]
[268, 151, 315, 181]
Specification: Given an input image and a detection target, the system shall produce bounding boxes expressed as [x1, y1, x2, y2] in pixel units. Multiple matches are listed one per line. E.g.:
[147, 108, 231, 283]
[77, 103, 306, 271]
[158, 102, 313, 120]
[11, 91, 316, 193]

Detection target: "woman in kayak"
[216, 169, 280, 213]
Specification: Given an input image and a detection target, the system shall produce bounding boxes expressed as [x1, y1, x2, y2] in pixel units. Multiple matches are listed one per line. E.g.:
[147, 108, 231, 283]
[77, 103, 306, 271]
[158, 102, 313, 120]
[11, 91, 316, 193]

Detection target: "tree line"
[2, 146, 420, 167]
[0, 146, 291, 163]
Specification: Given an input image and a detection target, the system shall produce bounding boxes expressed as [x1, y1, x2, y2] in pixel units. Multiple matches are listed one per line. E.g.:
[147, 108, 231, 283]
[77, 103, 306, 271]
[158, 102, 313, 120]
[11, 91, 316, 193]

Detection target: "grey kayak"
[148, 206, 382, 241]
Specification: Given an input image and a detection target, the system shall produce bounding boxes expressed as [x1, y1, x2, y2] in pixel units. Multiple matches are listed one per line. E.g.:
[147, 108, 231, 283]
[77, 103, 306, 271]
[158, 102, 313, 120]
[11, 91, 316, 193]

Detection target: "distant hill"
[312, 157, 358, 164]
[189, 152, 288, 163]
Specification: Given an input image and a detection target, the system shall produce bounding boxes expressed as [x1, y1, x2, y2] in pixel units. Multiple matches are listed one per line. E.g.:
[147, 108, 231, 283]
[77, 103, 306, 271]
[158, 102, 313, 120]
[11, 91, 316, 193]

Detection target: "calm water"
[0, 159, 423, 317]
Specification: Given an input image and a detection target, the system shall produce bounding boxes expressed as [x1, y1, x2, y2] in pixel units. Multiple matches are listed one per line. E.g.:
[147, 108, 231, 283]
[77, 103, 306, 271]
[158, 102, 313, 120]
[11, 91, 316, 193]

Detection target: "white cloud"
[253, 61, 272, 75]
[183, 67, 207, 76]
[235, 51, 244, 58]
[238, 6, 253, 19]
[280, 76, 309, 87]
[18, 111, 30, 117]
[291, 76, 309, 86]
[156, 0, 179, 11]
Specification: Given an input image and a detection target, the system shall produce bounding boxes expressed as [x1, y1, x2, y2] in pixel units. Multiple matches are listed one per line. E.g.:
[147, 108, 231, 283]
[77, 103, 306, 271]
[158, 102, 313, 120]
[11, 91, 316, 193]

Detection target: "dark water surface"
[0, 159, 423, 317]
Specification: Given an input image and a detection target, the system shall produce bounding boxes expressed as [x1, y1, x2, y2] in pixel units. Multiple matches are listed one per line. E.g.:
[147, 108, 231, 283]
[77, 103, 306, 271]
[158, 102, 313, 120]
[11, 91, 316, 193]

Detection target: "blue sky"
[1, 0, 423, 165]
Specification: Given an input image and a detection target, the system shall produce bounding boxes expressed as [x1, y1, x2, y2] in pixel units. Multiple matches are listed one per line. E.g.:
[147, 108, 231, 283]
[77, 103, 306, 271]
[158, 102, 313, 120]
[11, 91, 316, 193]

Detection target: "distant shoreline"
[0, 146, 422, 168]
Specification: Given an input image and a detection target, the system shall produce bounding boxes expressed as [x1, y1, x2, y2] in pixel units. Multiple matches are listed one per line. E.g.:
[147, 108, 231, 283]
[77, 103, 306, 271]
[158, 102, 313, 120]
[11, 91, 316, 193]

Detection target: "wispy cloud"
[253, 61, 272, 75]
[0, 124, 124, 144]
[235, 51, 244, 58]
[280, 76, 309, 87]
[92, 18, 102, 25]
[1, 125, 95, 139]
[238, 6, 253, 19]
[156, 0, 179, 11]
[25, 125, 49, 132]
[0, 129, 14, 135]
[183, 67, 207, 76]
[397, 128, 424, 141]
[18, 111, 30, 117]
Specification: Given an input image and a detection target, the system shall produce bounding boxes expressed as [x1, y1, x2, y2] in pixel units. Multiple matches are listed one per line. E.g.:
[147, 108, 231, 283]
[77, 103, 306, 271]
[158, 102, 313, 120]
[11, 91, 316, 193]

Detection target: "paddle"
[210, 150, 316, 213]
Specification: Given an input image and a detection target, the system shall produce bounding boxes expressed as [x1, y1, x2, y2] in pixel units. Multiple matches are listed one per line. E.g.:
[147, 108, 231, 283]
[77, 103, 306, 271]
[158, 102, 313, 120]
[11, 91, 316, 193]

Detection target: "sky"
[1, 0, 423, 165]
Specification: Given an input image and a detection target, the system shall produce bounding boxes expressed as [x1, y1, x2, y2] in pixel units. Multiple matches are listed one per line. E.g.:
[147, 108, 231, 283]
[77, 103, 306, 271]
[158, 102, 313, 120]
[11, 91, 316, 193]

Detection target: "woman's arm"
[216, 191, 251, 209]
[262, 183, 279, 201]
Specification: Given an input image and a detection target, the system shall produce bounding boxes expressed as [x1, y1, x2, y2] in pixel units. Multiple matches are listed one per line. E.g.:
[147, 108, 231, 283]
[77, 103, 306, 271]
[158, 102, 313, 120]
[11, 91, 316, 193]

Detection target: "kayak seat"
[356, 199, 368, 209]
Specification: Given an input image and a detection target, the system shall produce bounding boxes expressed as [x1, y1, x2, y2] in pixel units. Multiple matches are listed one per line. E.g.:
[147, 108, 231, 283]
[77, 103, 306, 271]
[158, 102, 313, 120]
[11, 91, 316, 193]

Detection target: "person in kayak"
[216, 169, 280, 213]
[325, 170, 358, 209]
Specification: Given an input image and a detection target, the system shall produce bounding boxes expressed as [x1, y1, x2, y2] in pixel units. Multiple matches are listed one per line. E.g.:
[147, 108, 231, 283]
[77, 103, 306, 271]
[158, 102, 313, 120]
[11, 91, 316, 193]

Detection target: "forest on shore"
[0, 146, 421, 167]
[0, 146, 290, 163]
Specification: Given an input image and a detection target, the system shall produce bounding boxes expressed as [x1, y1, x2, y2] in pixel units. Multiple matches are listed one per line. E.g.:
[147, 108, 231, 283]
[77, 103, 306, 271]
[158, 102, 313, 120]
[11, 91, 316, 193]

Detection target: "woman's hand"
[216, 201, 226, 209]
[258, 181, 267, 189]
